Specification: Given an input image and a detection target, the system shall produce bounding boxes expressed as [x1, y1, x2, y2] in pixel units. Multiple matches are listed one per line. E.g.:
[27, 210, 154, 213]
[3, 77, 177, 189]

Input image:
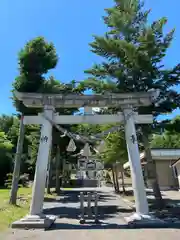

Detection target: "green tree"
[0, 115, 15, 135]
[0, 114, 41, 186]
[0, 132, 13, 186]
[10, 37, 86, 202]
[151, 132, 180, 149]
[12, 37, 58, 114]
[164, 115, 180, 134]
[10, 37, 58, 204]
[81, 0, 180, 207]
[101, 130, 127, 193]
[151, 116, 180, 148]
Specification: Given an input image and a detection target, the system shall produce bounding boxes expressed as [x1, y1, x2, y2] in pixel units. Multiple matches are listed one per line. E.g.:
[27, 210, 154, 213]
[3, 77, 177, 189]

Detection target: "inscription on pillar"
[130, 134, 137, 144]
[40, 136, 48, 143]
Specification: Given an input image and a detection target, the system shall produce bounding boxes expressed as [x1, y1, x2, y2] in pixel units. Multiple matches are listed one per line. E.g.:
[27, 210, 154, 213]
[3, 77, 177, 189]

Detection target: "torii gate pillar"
[12, 105, 55, 228]
[123, 108, 149, 215]
[30, 105, 54, 215]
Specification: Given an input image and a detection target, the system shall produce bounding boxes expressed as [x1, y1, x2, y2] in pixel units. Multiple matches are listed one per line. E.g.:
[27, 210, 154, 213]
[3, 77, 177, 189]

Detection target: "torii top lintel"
[14, 90, 159, 108]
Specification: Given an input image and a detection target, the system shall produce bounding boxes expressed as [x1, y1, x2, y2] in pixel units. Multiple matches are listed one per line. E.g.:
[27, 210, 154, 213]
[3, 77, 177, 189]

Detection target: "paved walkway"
[162, 190, 180, 201]
[1, 187, 180, 240]
[43, 187, 133, 226]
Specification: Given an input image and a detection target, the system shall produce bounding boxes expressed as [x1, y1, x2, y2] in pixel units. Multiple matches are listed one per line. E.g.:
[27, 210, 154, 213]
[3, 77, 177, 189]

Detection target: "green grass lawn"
[0, 187, 55, 232]
[0, 187, 32, 231]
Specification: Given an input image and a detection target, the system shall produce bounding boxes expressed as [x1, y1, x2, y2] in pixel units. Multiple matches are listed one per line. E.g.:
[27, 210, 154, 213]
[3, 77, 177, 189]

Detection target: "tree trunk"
[120, 164, 126, 194]
[9, 115, 25, 205]
[111, 166, 117, 192]
[55, 146, 61, 195]
[114, 163, 120, 193]
[141, 128, 164, 209]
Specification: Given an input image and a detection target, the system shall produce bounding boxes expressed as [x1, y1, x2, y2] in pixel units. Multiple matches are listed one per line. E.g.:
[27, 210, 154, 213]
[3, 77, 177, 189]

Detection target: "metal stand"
[87, 192, 92, 218]
[94, 192, 100, 224]
[80, 192, 85, 224]
[79, 192, 99, 224]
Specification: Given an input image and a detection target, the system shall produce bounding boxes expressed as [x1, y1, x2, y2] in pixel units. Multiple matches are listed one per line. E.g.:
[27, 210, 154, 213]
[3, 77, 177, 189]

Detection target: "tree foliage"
[81, 0, 179, 117]
[164, 115, 180, 133]
[11, 36, 85, 159]
[0, 131, 13, 186]
[14, 37, 58, 92]
[73, 123, 128, 167]
[151, 132, 180, 149]
[151, 116, 180, 148]
[12, 37, 58, 114]
[101, 131, 128, 165]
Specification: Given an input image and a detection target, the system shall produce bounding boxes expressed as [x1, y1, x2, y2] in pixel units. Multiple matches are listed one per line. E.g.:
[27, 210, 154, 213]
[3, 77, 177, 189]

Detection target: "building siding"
[155, 160, 179, 190]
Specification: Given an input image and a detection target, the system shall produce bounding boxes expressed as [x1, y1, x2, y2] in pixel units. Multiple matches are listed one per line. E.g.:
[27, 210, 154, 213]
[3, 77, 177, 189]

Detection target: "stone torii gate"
[12, 90, 159, 228]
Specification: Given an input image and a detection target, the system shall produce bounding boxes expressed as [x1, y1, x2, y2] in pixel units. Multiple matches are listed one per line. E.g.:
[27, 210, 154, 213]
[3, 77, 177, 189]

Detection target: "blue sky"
[0, 0, 179, 120]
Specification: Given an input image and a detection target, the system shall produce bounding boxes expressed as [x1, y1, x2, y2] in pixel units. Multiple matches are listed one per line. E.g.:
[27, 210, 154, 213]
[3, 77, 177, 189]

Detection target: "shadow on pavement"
[43, 205, 133, 220]
[43, 189, 133, 223]
[43, 189, 180, 231]
[47, 222, 129, 230]
[46, 222, 180, 231]
[44, 190, 116, 204]
[118, 189, 164, 198]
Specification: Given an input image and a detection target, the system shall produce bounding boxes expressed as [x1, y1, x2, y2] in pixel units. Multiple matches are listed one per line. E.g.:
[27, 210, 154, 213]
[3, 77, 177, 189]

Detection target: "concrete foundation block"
[11, 214, 56, 229]
[125, 213, 167, 228]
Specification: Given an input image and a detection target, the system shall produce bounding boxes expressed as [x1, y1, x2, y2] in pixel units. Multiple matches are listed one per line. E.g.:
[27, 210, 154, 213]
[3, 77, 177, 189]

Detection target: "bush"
[19, 173, 29, 187]
[4, 173, 29, 189]
[4, 173, 13, 189]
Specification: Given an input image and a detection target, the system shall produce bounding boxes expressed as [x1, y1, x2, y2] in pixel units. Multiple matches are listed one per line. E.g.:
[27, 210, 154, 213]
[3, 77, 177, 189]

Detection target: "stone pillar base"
[125, 213, 165, 228]
[11, 214, 56, 229]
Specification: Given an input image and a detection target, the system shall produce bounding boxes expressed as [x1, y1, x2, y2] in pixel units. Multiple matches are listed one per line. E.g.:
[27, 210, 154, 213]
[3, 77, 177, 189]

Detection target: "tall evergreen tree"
[82, 0, 180, 207]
